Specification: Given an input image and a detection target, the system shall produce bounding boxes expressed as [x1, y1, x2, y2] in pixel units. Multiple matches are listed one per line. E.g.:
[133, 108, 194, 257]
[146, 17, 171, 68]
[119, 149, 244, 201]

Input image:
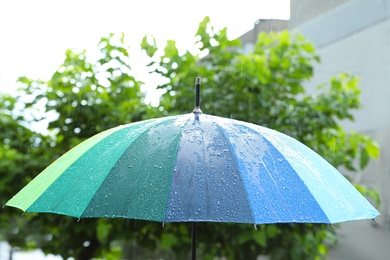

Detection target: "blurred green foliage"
[0, 17, 380, 259]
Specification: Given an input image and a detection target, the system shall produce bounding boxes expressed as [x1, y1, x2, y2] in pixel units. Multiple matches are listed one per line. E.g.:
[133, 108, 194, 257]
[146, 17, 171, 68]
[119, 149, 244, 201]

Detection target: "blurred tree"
[0, 93, 53, 249]
[1, 33, 149, 259]
[1, 17, 380, 260]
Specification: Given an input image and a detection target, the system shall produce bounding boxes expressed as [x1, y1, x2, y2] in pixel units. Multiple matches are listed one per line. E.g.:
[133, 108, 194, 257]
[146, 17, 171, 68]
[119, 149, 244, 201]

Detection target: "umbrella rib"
[225, 124, 286, 222]
[263, 135, 335, 223]
[243, 123, 333, 223]
[77, 118, 171, 219]
[52, 124, 144, 217]
[200, 120, 213, 221]
[162, 115, 193, 222]
[6, 123, 130, 213]
[264, 133, 344, 222]
[258, 156, 294, 221]
[48, 124, 139, 217]
[213, 123, 257, 224]
[234, 124, 294, 221]
[8, 113, 379, 226]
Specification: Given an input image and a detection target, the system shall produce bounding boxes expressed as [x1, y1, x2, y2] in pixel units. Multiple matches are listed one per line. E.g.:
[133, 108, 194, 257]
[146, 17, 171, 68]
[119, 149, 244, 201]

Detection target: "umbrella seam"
[242, 122, 333, 223]
[213, 122, 257, 224]
[9, 113, 378, 224]
[233, 126, 294, 221]
[23, 124, 140, 216]
[260, 134, 332, 223]
[162, 115, 193, 223]
[78, 117, 172, 219]
[215, 122, 286, 223]
[5, 123, 130, 212]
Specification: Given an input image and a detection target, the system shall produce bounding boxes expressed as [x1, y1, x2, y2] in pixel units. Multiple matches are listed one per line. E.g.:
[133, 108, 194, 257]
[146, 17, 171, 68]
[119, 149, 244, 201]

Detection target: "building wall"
[289, 0, 350, 27]
[288, 0, 390, 258]
[240, 19, 288, 54]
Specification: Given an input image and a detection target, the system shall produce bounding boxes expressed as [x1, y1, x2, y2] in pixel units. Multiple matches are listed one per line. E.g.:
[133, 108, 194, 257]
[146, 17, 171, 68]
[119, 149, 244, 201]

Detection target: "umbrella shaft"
[191, 222, 196, 260]
[195, 77, 200, 107]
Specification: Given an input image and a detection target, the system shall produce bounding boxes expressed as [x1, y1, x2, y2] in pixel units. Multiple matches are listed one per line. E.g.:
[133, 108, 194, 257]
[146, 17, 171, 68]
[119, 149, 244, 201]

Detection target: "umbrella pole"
[191, 222, 196, 260]
[193, 77, 202, 114]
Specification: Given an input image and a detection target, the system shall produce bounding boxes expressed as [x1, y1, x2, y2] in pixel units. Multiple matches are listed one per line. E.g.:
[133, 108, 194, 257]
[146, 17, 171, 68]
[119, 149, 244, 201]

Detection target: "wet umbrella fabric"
[6, 113, 379, 224]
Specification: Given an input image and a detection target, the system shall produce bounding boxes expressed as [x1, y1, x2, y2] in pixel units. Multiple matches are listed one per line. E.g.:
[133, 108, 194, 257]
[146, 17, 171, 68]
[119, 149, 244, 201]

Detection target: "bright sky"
[0, 0, 289, 98]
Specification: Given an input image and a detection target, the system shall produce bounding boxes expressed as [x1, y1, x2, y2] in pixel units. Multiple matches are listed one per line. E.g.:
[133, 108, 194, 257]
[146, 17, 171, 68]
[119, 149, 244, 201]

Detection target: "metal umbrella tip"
[193, 77, 202, 114]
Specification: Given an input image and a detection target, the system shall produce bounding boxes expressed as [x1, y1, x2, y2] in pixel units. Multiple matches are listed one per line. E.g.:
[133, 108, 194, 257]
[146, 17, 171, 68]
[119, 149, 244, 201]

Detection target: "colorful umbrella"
[6, 78, 379, 259]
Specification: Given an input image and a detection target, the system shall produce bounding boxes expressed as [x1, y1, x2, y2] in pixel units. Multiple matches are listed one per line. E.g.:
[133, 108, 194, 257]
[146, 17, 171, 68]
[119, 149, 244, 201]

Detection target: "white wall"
[290, 0, 390, 258]
[303, 18, 390, 132]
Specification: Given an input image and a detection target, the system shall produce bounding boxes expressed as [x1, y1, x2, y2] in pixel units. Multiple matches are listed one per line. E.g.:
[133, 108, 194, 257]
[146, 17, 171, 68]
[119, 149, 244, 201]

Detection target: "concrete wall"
[240, 19, 288, 54]
[288, 0, 390, 258]
[290, 0, 350, 27]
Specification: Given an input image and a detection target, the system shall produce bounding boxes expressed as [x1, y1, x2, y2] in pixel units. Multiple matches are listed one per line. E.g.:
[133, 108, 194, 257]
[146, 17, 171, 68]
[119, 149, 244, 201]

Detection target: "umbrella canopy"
[6, 112, 379, 224]
[6, 77, 380, 259]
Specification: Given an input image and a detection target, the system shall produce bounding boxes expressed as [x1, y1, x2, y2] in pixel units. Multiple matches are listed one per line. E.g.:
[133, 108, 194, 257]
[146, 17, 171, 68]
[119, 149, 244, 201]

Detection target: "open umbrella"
[6, 77, 379, 259]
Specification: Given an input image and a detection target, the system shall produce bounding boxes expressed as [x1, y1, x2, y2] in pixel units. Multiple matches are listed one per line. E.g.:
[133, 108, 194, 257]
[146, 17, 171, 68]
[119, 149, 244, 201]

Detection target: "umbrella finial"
[193, 77, 202, 114]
